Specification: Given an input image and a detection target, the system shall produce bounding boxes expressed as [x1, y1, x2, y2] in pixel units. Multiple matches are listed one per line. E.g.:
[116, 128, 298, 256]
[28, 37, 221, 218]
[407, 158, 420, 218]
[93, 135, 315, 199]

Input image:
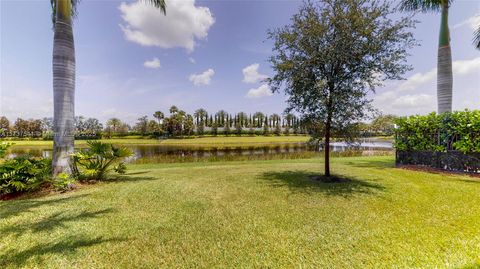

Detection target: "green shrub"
[0, 156, 52, 195]
[395, 110, 480, 153]
[52, 172, 76, 191]
[0, 142, 12, 159]
[71, 140, 133, 180]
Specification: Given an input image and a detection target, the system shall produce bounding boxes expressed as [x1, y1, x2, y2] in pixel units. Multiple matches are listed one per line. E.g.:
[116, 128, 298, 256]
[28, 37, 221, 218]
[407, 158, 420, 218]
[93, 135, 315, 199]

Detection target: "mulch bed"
[397, 164, 480, 179]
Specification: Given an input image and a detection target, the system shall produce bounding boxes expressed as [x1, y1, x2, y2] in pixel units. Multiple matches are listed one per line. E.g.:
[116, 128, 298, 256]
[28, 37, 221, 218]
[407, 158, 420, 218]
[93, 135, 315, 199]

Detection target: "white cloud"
[453, 15, 480, 30]
[373, 57, 480, 115]
[391, 94, 435, 109]
[119, 0, 215, 52]
[242, 63, 268, 84]
[246, 84, 273, 98]
[397, 69, 437, 92]
[143, 57, 161, 69]
[395, 57, 480, 92]
[453, 57, 480, 75]
[189, 68, 214, 86]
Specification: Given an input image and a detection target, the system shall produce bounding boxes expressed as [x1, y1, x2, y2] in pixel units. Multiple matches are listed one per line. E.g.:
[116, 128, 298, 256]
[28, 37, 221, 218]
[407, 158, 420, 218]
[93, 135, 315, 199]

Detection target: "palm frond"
[398, 0, 447, 13]
[474, 26, 480, 50]
[144, 0, 167, 15]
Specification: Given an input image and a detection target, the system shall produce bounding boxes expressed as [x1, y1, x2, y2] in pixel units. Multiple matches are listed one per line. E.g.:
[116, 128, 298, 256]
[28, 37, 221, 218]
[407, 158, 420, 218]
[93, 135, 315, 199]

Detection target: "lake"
[6, 138, 393, 163]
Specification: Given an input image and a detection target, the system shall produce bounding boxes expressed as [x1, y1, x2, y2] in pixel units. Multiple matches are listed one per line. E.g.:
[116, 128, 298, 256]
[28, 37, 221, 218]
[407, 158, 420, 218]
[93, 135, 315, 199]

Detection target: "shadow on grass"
[261, 170, 385, 197]
[105, 174, 158, 183]
[0, 208, 114, 237]
[124, 171, 151, 176]
[0, 194, 90, 220]
[0, 235, 125, 268]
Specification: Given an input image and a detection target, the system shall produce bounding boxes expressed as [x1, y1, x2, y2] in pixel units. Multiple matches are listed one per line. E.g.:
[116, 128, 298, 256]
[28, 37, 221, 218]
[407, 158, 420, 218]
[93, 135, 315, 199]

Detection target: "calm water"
[6, 138, 393, 162]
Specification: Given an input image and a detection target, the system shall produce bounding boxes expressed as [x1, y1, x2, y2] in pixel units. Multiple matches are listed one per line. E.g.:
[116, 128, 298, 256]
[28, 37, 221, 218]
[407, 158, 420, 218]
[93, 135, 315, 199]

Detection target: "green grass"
[2, 156, 480, 268]
[4, 135, 310, 147]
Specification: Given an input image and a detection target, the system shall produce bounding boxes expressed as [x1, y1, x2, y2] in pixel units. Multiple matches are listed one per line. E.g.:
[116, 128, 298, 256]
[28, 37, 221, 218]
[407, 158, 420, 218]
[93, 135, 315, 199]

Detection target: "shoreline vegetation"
[4, 135, 311, 147]
[3, 135, 395, 148]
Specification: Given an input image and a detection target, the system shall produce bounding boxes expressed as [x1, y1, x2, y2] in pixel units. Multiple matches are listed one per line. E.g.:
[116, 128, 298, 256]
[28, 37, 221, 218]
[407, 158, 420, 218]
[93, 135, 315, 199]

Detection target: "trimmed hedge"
[395, 110, 480, 154]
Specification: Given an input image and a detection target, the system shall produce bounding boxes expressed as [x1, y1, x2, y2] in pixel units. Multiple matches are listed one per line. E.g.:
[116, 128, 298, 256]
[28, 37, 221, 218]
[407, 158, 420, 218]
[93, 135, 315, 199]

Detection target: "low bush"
[71, 140, 133, 180]
[0, 156, 52, 195]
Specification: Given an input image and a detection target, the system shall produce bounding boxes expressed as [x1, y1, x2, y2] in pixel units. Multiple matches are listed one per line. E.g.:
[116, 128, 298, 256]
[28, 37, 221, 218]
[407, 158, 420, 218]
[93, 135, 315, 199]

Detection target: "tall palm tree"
[153, 111, 164, 124]
[50, 0, 166, 176]
[215, 110, 228, 127]
[194, 108, 207, 125]
[400, 0, 453, 114]
[106, 118, 122, 133]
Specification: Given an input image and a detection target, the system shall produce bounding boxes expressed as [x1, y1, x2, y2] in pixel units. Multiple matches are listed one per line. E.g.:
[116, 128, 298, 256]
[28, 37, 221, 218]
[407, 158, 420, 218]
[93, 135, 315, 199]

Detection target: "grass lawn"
[1, 156, 480, 268]
[4, 135, 310, 148]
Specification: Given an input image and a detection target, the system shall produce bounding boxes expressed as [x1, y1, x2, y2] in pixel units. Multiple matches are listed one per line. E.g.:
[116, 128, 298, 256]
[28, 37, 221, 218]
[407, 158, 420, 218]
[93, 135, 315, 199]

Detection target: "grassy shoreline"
[2, 156, 480, 268]
[3, 135, 311, 148]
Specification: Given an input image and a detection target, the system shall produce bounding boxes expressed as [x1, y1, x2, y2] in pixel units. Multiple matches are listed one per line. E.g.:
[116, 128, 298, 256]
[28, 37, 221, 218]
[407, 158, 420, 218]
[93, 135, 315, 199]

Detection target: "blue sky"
[1, 0, 479, 124]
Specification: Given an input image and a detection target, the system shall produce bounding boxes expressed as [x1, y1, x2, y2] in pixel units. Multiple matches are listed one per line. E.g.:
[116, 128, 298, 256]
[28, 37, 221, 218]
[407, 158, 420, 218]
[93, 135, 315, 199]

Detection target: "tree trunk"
[437, 1, 452, 114]
[52, 0, 75, 176]
[324, 118, 331, 177]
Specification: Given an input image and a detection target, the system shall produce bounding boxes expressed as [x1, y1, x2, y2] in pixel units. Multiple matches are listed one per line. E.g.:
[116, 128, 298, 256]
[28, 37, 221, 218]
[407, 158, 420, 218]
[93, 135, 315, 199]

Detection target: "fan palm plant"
[50, 0, 166, 176]
[399, 0, 453, 114]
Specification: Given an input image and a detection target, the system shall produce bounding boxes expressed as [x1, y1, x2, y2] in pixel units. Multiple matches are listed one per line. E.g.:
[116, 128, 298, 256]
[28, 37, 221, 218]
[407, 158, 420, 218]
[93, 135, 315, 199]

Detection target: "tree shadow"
[105, 174, 158, 183]
[0, 208, 114, 237]
[346, 158, 395, 169]
[0, 235, 125, 268]
[124, 171, 151, 176]
[0, 194, 90, 220]
[260, 170, 385, 197]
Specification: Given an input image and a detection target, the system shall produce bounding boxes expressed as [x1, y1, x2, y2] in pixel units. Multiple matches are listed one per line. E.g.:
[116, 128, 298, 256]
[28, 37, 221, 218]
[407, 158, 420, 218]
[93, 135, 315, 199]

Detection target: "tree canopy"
[268, 0, 416, 176]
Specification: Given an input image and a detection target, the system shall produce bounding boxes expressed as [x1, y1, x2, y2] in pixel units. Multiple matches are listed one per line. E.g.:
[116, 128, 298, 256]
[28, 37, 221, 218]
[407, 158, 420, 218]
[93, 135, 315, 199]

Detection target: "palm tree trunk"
[52, 0, 75, 176]
[324, 117, 331, 177]
[437, 1, 452, 114]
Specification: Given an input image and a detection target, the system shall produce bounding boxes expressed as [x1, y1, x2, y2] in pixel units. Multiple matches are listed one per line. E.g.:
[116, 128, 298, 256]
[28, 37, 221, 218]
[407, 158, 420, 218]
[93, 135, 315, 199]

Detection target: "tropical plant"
[269, 0, 415, 177]
[399, 0, 453, 113]
[50, 0, 166, 176]
[71, 140, 133, 180]
[0, 156, 52, 195]
[0, 142, 12, 159]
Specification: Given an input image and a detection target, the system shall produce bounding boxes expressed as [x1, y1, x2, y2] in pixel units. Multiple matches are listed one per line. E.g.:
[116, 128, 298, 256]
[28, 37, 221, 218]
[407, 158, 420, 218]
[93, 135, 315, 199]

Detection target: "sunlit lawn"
[5, 135, 310, 147]
[2, 156, 480, 268]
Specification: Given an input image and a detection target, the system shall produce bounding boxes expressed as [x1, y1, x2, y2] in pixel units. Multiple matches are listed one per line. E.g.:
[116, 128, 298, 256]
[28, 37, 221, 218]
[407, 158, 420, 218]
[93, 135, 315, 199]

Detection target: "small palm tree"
[399, 0, 453, 114]
[50, 0, 166, 176]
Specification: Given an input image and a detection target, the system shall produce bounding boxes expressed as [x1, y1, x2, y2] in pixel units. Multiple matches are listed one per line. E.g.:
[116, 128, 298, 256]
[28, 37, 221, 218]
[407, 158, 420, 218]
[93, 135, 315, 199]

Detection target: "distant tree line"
[0, 109, 397, 139]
